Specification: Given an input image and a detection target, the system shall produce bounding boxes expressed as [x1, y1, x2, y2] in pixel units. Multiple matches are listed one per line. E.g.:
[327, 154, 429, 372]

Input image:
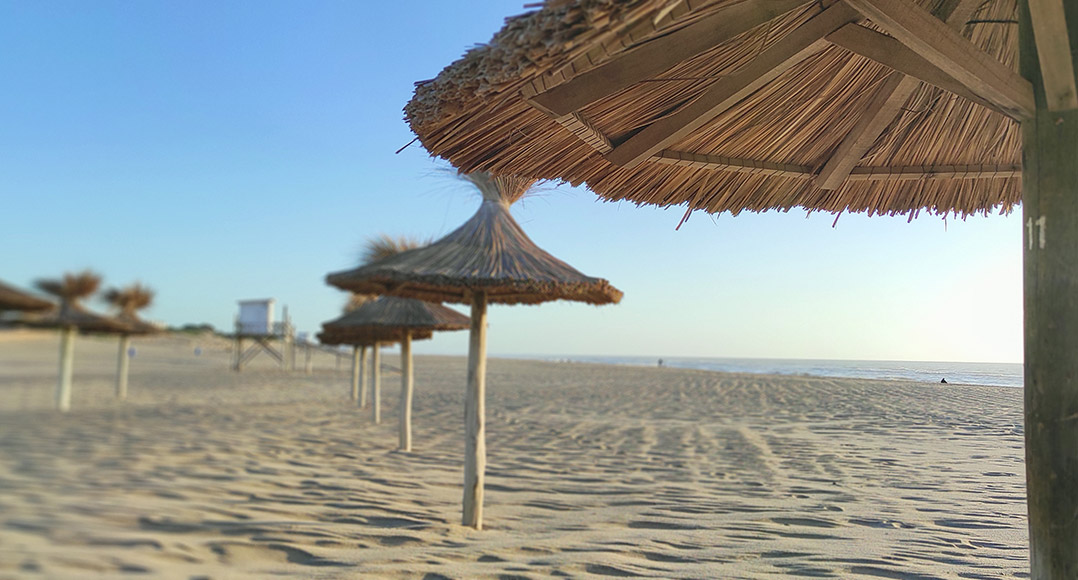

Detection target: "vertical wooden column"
[462, 293, 488, 529]
[372, 343, 382, 424]
[359, 345, 369, 408]
[233, 335, 242, 371]
[399, 331, 414, 452]
[1020, 3, 1078, 577]
[56, 326, 75, 412]
[351, 345, 361, 401]
[116, 334, 131, 400]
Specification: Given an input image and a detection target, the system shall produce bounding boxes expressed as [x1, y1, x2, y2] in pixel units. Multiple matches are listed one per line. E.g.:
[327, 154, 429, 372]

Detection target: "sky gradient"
[0, 1, 1022, 363]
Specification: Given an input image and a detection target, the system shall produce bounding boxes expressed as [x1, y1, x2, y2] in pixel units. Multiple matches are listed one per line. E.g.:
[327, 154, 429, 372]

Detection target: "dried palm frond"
[344, 293, 374, 313]
[35, 270, 102, 303]
[103, 282, 155, 315]
[361, 234, 429, 265]
[460, 171, 537, 205]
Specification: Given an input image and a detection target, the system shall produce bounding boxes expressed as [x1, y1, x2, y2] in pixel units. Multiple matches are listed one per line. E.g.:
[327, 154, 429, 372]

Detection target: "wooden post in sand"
[462, 292, 488, 529]
[359, 345, 369, 408]
[1020, 4, 1078, 576]
[399, 331, 414, 452]
[56, 326, 75, 412]
[372, 342, 381, 424]
[115, 334, 131, 400]
[351, 345, 361, 401]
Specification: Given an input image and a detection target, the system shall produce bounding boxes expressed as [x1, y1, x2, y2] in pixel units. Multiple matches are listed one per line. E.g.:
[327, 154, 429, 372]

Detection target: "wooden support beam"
[605, 2, 860, 169]
[116, 334, 131, 401]
[652, 150, 814, 177]
[1027, 0, 1078, 111]
[56, 326, 75, 412]
[359, 345, 369, 408]
[372, 343, 381, 424]
[817, 0, 984, 190]
[462, 292, 488, 530]
[524, 0, 810, 117]
[399, 331, 413, 453]
[1020, 2, 1078, 573]
[654, 150, 1019, 179]
[844, 0, 1035, 119]
[845, 164, 1021, 180]
[826, 24, 1008, 116]
[351, 345, 360, 401]
[553, 112, 613, 153]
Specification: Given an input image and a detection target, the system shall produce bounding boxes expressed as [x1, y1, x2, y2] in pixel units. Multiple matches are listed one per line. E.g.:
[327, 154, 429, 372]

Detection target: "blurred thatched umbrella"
[403, 0, 1076, 570]
[320, 296, 468, 451]
[327, 173, 622, 528]
[103, 283, 159, 401]
[30, 271, 132, 412]
[0, 279, 53, 313]
[318, 319, 434, 421]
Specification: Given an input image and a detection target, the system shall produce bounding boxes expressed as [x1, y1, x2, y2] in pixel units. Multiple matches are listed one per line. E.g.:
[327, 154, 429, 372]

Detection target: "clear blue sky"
[0, 1, 1022, 363]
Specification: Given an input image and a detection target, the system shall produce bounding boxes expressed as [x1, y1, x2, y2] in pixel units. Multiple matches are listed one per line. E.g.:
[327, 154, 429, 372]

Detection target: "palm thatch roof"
[0, 279, 53, 312]
[104, 283, 160, 336]
[319, 296, 467, 345]
[405, 0, 1023, 218]
[25, 303, 134, 334]
[318, 328, 435, 347]
[326, 174, 623, 305]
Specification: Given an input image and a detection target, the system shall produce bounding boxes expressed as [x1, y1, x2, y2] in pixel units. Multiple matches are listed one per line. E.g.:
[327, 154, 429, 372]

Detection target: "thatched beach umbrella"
[103, 283, 159, 401]
[0, 279, 53, 313]
[318, 320, 434, 422]
[327, 173, 622, 529]
[30, 271, 132, 412]
[320, 296, 468, 451]
[403, 0, 1076, 572]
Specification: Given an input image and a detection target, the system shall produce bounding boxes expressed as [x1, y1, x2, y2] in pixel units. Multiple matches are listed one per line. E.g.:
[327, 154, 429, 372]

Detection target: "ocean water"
[521, 355, 1023, 388]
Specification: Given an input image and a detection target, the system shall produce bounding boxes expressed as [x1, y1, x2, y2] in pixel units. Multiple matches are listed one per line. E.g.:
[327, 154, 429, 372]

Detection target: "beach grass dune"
[0, 331, 1027, 578]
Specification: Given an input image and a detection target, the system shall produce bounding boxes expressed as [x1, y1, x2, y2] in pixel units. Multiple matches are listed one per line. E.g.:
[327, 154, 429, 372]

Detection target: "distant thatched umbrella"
[30, 271, 132, 412]
[317, 324, 433, 421]
[103, 283, 159, 401]
[0, 279, 53, 313]
[320, 296, 468, 451]
[327, 173, 622, 528]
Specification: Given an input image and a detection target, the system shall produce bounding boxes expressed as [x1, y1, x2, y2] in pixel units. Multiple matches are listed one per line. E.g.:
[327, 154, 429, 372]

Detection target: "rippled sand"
[0, 331, 1028, 578]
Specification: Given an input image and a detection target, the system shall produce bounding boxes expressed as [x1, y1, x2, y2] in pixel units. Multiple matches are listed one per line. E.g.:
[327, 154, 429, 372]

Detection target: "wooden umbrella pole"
[351, 345, 360, 401]
[399, 331, 414, 452]
[372, 342, 381, 424]
[56, 326, 75, 412]
[360, 345, 369, 408]
[462, 292, 488, 529]
[1019, 4, 1078, 576]
[115, 334, 131, 400]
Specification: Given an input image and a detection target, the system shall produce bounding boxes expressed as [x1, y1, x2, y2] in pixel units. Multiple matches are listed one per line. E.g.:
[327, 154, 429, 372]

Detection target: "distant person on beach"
[658, 359, 663, 367]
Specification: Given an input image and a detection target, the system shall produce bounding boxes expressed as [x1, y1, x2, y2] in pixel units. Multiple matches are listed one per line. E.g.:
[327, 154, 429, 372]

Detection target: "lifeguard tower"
[232, 298, 295, 371]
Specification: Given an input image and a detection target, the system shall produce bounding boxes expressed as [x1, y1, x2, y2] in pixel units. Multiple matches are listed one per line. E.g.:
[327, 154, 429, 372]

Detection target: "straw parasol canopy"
[103, 283, 159, 336]
[327, 173, 622, 529]
[327, 173, 623, 304]
[320, 297, 465, 342]
[30, 272, 132, 335]
[405, 0, 1024, 219]
[0, 279, 53, 312]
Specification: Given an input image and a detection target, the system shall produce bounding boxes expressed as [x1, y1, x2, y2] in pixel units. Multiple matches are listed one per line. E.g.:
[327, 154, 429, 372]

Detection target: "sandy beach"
[0, 330, 1028, 579]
